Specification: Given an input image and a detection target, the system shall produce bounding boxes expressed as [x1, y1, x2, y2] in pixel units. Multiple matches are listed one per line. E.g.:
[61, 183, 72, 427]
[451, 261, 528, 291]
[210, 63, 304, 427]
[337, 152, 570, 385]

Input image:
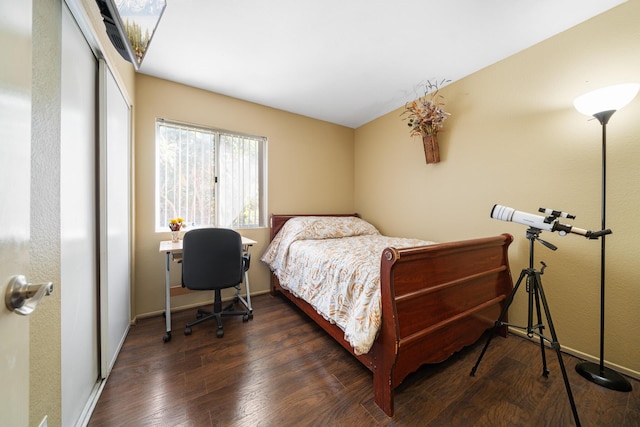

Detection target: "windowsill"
[154, 225, 269, 234]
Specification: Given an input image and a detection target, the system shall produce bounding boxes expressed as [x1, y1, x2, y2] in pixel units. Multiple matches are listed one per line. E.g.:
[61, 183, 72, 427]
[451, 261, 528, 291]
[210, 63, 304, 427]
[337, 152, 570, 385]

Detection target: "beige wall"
[31, 1, 62, 425]
[133, 75, 355, 316]
[355, 0, 640, 377]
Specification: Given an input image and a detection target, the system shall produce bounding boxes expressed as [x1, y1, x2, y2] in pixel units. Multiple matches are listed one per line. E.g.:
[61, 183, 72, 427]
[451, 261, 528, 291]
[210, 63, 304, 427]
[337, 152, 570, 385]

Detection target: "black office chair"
[181, 228, 252, 338]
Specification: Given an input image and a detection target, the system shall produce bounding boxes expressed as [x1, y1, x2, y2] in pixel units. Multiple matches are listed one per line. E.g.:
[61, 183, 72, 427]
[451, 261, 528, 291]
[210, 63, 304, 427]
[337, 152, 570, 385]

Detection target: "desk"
[159, 236, 257, 342]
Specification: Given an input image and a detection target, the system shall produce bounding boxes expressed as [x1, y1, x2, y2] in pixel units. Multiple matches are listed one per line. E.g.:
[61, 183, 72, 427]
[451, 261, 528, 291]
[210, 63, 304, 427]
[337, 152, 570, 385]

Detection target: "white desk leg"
[163, 251, 172, 342]
[245, 270, 252, 312]
[244, 245, 253, 314]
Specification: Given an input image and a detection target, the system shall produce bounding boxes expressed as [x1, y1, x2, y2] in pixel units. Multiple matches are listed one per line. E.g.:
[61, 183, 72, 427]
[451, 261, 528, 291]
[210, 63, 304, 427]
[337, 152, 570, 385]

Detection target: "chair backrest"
[181, 228, 244, 290]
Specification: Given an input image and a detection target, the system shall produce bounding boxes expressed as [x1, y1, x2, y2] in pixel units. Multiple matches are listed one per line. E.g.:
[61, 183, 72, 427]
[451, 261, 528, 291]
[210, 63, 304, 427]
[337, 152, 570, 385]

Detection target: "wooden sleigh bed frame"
[268, 214, 514, 416]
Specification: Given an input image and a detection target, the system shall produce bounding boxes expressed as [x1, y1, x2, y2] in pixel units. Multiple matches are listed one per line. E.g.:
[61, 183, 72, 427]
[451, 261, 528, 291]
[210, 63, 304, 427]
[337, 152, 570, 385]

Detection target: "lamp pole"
[573, 110, 631, 392]
[573, 83, 639, 392]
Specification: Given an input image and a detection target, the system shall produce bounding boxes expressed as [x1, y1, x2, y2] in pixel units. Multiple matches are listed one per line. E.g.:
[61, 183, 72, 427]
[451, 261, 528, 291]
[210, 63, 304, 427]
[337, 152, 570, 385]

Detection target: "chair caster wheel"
[184, 327, 192, 335]
[243, 314, 249, 322]
[248, 312, 254, 320]
[217, 329, 224, 338]
[163, 332, 172, 342]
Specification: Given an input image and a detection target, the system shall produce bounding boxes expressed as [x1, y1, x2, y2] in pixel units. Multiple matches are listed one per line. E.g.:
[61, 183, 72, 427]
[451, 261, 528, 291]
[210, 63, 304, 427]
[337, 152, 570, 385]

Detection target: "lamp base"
[575, 361, 632, 392]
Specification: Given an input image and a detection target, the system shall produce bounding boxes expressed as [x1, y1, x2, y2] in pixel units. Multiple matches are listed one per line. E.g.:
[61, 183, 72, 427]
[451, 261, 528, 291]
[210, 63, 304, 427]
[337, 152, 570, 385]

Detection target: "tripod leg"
[532, 272, 549, 377]
[470, 269, 525, 377]
[535, 275, 581, 427]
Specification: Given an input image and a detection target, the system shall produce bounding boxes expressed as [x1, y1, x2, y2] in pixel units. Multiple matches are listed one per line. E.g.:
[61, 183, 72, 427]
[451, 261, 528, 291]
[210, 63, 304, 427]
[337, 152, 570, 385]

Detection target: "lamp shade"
[574, 83, 640, 116]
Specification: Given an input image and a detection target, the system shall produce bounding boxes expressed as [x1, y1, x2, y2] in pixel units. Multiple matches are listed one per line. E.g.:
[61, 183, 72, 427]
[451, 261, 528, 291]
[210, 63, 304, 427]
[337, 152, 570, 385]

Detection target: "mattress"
[261, 216, 433, 355]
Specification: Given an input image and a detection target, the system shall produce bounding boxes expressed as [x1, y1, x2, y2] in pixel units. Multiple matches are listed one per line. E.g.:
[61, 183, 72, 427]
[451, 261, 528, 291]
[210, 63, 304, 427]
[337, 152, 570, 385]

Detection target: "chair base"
[184, 289, 253, 338]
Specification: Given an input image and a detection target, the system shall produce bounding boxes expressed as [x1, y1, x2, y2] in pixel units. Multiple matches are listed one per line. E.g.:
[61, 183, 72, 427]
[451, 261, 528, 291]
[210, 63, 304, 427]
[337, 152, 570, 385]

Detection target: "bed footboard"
[372, 233, 513, 416]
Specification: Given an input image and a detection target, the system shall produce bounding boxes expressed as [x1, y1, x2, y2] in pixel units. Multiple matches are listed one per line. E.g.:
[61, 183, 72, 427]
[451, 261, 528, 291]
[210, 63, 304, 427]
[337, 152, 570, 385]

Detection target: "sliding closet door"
[60, 5, 99, 426]
[99, 59, 131, 377]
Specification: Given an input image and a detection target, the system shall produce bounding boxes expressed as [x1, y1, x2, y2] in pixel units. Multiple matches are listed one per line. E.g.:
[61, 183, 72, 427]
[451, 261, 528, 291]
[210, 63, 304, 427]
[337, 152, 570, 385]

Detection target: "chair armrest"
[243, 253, 251, 271]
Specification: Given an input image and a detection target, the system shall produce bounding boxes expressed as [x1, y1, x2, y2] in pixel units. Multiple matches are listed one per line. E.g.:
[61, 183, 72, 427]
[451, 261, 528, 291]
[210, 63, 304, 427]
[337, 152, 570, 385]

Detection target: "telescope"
[490, 204, 611, 239]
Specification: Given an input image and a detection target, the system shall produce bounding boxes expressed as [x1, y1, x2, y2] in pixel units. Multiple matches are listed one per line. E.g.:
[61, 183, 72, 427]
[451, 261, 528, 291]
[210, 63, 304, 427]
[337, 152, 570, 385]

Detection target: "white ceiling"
[139, 0, 626, 128]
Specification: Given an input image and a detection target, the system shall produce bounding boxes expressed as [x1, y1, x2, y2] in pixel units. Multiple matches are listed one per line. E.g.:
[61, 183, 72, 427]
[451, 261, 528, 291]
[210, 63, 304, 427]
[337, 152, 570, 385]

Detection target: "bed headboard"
[269, 213, 360, 241]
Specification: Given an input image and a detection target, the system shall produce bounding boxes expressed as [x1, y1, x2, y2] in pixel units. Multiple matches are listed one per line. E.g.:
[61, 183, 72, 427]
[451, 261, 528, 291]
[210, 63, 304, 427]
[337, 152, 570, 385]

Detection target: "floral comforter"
[261, 216, 433, 355]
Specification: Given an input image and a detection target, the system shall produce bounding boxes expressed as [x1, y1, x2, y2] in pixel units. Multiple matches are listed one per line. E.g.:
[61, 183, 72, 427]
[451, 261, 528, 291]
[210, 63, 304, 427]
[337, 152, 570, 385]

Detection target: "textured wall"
[31, 1, 62, 425]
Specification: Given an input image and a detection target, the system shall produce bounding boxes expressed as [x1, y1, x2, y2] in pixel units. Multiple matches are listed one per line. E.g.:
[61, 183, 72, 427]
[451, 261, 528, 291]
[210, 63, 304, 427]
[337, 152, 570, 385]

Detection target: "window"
[155, 119, 267, 231]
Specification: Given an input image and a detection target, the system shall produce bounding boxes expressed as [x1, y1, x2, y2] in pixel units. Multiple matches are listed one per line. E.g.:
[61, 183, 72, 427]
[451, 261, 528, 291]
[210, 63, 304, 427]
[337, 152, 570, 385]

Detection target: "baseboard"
[134, 289, 272, 321]
[507, 327, 639, 381]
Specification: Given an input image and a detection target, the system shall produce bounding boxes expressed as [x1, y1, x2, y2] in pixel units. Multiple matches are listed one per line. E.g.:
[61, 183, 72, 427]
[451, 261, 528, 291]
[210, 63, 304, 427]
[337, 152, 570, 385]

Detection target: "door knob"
[4, 275, 53, 316]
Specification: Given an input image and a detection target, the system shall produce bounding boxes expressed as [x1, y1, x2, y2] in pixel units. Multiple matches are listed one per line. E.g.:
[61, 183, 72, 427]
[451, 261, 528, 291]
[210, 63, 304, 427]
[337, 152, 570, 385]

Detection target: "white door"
[99, 60, 132, 376]
[0, 0, 32, 425]
[60, 5, 100, 426]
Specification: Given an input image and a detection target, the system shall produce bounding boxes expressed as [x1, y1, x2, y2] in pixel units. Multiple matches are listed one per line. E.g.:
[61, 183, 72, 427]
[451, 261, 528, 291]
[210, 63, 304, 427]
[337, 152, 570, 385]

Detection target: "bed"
[262, 214, 513, 416]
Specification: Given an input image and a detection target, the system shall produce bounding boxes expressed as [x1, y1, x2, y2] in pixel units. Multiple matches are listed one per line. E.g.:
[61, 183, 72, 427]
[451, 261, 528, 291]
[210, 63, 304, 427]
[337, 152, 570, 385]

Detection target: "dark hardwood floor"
[89, 294, 640, 426]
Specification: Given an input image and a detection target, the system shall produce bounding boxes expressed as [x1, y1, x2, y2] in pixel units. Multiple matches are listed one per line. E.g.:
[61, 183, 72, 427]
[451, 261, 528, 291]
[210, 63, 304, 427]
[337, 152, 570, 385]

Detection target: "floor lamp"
[573, 83, 639, 392]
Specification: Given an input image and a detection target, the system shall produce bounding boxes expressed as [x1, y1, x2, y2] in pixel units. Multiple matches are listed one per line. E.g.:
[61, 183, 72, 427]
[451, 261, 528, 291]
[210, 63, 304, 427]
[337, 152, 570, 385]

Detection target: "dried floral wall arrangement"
[402, 79, 451, 163]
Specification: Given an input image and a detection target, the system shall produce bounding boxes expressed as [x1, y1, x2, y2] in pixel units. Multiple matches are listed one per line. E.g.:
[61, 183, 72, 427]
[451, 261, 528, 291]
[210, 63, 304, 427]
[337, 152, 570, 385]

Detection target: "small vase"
[422, 134, 440, 164]
[171, 230, 180, 243]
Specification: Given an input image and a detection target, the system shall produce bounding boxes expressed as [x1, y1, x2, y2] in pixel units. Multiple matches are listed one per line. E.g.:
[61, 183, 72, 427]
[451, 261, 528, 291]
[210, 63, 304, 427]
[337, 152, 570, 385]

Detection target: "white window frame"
[155, 118, 267, 232]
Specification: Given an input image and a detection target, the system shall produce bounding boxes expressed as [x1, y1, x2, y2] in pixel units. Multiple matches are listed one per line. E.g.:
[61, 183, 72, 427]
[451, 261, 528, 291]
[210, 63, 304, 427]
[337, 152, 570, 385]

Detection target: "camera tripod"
[470, 226, 581, 427]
